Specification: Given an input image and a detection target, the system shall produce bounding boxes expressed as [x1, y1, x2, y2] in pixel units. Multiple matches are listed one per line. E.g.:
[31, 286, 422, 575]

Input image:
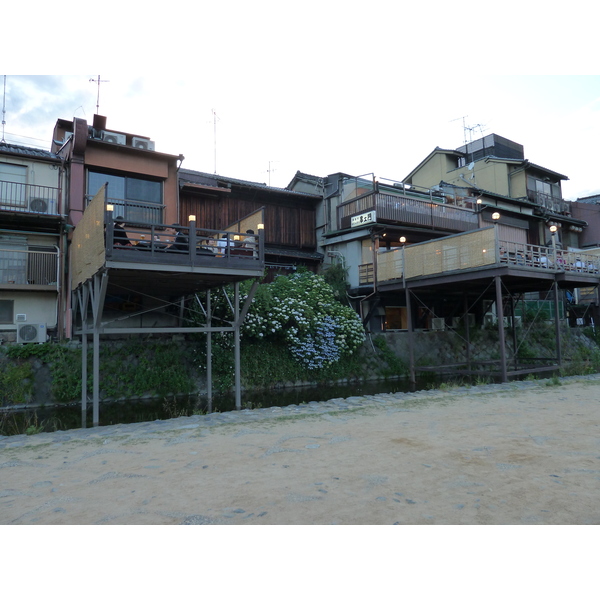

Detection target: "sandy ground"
[1, 377, 600, 525]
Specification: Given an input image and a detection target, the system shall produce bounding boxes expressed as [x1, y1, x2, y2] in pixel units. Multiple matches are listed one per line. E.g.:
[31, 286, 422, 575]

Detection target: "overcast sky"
[4, 3, 599, 201]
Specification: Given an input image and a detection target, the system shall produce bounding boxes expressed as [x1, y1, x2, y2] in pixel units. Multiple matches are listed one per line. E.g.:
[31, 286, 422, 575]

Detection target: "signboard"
[351, 210, 376, 227]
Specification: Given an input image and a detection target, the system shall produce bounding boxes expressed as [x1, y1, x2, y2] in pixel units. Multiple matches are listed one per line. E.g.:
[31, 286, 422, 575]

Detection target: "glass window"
[87, 170, 163, 224]
[0, 299, 14, 324]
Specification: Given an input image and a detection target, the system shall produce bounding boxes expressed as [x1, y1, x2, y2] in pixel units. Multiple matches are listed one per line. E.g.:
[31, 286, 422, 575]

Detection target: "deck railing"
[0, 180, 60, 215]
[338, 191, 479, 232]
[376, 228, 600, 283]
[0, 248, 59, 287]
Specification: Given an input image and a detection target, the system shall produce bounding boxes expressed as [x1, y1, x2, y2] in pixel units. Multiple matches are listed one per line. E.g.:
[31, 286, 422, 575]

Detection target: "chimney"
[93, 114, 107, 132]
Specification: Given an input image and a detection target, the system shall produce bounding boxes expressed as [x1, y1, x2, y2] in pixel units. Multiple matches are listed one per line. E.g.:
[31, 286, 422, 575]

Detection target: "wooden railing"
[376, 227, 600, 283]
[338, 191, 479, 232]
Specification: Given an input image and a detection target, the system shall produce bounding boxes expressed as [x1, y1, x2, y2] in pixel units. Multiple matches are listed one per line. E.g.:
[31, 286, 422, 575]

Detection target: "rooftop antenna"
[89, 75, 109, 114]
[267, 160, 278, 186]
[212, 108, 220, 174]
[1, 75, 6, 143]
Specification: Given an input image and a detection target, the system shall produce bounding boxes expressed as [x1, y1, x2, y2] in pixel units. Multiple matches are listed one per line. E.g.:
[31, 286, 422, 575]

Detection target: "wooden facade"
[179, 170, 320, 259]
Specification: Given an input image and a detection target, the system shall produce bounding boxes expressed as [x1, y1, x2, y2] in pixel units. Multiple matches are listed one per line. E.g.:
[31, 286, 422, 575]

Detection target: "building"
[49, 115, 267, 424]
[178, 169, 323, 280]
[289, 135, 600, 382]
[0, 142, 65, 343]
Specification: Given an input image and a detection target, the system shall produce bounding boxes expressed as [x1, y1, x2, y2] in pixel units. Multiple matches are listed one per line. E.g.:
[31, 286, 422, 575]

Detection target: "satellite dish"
[467, 162, 475, 171]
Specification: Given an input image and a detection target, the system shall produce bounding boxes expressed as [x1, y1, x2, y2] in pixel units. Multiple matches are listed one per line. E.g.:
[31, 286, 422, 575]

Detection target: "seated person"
[113, 216, 132, 246]
[161, 224, 188, 253]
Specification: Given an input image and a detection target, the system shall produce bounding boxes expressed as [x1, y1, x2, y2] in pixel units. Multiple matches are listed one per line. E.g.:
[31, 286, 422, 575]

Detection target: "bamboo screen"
[225, 207, 265, 236]
[71, 185, 106, 290]
[377, 228, 497, 283]
[377, 248, 404, 282]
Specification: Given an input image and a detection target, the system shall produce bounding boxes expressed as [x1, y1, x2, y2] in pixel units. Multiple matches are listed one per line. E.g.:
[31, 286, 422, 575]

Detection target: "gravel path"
[1, 375, 600, 525]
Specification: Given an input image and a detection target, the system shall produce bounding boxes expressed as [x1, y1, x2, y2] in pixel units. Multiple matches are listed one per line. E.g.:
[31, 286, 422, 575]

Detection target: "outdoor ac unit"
[431, 317, 445, 330]
[17, 323, 46, 344]
[28, 197, 48, 213]
[484, 314, 495, 327]
[131, 136, 155, 151]
[102, 131, 127, 145]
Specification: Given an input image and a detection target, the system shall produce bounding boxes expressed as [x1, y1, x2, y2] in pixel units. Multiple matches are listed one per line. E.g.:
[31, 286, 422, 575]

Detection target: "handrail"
[376, 228, 600, 283]
[0, 179, 60, 215]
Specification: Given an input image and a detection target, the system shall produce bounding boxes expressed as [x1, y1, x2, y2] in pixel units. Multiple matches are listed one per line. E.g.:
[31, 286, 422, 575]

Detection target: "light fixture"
[106, 204, 114, 212]
[257, 223, 264, 230]
[476, 198, 482, 205]
[549, 225, 558, 233]
[399, 236, 406, 244]
[492, 212, 500, 221]
[188, 215, 196, 222]
[234, 234, 240, 241]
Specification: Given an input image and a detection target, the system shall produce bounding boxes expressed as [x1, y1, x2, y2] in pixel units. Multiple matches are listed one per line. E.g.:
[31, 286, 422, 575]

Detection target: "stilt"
[553, 280, 562, 367]
[206, 289, 212, 414]
[405, 285, 415, 385]
[234, 282, 241, 410]
[495, 275, 507, 382]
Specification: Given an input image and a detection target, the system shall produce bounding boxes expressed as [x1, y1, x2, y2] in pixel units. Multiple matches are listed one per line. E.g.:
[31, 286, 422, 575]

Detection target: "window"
[87, 170, 163, 224]
[0, 299, 14, 324]
[0, 163, 27, 208]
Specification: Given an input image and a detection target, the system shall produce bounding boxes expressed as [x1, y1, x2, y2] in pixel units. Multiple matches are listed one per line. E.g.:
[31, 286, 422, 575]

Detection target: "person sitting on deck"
[162, 224, 188, 253]
[113, 216, 132, 247]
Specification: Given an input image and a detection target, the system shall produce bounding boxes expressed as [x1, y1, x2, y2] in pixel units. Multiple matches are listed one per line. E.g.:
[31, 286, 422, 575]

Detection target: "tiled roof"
[179, 168, 321, 199]
[0, 142, 60, 161]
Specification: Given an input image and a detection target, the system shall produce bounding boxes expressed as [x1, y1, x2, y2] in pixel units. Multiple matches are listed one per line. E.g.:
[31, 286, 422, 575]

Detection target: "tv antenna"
[89, 75, 109, 114]
[267, 160, 278, 186]
[1, 75, 6, 143]
[451, 115, 487, 146]
[212, 108, 220, 174]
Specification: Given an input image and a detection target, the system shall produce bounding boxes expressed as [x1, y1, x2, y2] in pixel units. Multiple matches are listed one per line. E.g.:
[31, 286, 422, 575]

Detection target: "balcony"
[527, 190, 569, 215]
[0, 247, 59, 290]
[374, 227, 600, 289]
[0, 180, 60, 216]
[71, 186, 265, 296]
[338, 191, 479, 232]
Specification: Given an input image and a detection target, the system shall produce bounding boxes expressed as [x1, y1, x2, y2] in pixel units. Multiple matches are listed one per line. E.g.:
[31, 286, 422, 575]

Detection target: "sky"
[3, 3, 600, 204]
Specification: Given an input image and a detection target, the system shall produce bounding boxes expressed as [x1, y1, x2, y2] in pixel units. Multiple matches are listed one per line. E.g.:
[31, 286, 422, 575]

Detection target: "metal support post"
[495, 275, 507, 382]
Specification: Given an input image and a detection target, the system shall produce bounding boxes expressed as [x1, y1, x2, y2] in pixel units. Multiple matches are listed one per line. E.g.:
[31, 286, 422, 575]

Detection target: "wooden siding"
[180, 190, 316, 249]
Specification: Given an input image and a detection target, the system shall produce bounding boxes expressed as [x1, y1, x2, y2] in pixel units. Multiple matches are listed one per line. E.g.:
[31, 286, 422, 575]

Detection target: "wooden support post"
[495, 275, 507, 382]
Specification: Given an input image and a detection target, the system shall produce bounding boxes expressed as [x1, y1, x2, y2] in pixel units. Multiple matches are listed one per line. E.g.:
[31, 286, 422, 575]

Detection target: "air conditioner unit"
[131, 136, 155, 151]
[102, 131, 127, 145]
[28, 197, 48, 213]
[17, 323, 46, 344]
[484, 314, 495, 327]
[431, 317, 445, 331]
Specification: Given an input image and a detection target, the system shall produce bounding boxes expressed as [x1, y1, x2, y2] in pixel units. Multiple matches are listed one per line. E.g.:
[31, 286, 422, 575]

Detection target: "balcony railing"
[527, 190, 569, 214]
[0, 248, 59, 287]
[0, 180, 60, 215]
[338, 191, 479, 232]
[376, 227, 600, 284]
[84, 195, 165, 225]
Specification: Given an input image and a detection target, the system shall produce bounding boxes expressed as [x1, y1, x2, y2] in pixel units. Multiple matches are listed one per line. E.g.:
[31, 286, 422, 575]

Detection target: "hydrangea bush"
[204, 271, 365, 371]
